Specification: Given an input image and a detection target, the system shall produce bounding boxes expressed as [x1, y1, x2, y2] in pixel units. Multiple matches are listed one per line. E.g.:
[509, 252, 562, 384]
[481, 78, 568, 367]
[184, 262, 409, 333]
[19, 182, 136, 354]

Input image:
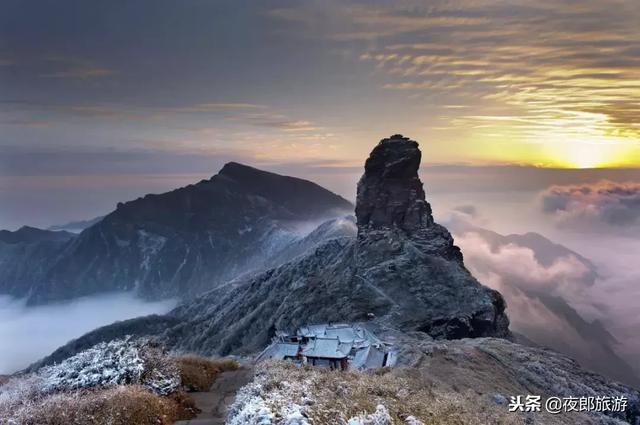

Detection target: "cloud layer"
[0, 292, 175, 374]
[453, 225, 639, 385]
[271, 0, 640, 166]
[354, 1, 640, 151]
[458, 232, 591, 297]
[539, 180, 640, 230]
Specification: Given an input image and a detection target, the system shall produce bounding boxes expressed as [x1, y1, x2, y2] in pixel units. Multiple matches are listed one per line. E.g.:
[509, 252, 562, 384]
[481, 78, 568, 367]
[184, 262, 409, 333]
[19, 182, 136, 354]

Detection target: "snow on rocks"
[347, 405, 392, 425]
[281, 404, 310, 425]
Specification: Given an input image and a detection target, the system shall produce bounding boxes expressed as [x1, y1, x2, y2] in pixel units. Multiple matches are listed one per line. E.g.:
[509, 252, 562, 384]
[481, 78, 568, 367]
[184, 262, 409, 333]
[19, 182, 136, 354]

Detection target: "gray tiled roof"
[302, 338, 350, 359]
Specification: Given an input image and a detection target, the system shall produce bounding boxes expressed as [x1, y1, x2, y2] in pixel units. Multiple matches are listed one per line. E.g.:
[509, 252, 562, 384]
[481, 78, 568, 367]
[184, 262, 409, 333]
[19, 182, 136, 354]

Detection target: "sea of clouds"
[0, 292, 176, 374]
[432, 182, 640, 383]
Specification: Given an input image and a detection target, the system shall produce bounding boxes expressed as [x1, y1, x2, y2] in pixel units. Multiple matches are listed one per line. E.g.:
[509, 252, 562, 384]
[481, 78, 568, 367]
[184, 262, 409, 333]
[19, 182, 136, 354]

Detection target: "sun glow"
[560, 142, 615, 169]
[543, 136, 640, 169]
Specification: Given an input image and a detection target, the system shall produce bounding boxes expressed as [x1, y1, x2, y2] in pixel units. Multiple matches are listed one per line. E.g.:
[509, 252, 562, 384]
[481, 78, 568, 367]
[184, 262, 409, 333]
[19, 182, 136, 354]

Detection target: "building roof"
[351, 344, 386, 369]
[352, 345, 371, 368]
[302, 338, 350, 359]
[257, 342, 299, 361]
[298, 324, 328, 337]
[259, 323, 394, 368]
[324, 326, 364, 343]
[275, 342, 300, 358]
[297, 323, 356, 338]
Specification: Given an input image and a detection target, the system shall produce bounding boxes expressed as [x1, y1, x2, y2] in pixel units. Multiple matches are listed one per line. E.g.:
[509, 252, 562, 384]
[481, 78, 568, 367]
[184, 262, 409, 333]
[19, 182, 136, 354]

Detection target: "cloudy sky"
[1, 0, 640, 229]
[1, 0, 640, 379]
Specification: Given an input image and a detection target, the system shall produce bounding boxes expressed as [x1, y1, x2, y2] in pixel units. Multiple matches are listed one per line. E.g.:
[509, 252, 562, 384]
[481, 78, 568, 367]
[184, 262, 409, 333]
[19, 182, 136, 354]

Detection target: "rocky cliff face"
[0, 163, 353, 305]
[35, 135, 508, 359]
[353, 135, 509, 338]
[151, 135, 510, 355]
[356, 135, 433, 231]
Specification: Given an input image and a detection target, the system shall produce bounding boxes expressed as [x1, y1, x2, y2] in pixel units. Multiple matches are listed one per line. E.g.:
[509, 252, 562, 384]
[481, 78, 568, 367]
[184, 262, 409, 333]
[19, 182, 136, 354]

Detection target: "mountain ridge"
[0, 162, 353, 305]
[149, 135, 510, 354]
[28, 136, 640, 424]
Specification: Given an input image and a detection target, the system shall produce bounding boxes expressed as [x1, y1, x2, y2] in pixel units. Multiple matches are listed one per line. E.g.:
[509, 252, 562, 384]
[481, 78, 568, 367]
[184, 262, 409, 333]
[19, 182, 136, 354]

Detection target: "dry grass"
[176, 355, 239, 392]
[0, 344, 238, 424]
[167, 389, 200, 419]
[308, 366, 523, 425]
[0, 352, 239, 424]
[2, 385, 197, 425]
[246, 361, 582, 425]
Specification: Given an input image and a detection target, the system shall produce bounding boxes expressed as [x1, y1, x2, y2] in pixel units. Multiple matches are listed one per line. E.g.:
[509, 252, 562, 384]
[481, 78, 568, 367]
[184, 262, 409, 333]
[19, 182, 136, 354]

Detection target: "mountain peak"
[0, 226, 74, 245]
[217, 161, 287, 184]
[218, 161, 262, 178]
[356, 134, 433, 232]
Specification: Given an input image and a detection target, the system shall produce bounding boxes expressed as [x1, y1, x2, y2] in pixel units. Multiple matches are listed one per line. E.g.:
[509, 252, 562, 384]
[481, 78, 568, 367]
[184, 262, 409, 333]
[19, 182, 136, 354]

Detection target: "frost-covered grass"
[0, 337, 194, 425]
[227, 361, 532, 425]
[0, 385, 190, 425]
[38, 337, 179, 395]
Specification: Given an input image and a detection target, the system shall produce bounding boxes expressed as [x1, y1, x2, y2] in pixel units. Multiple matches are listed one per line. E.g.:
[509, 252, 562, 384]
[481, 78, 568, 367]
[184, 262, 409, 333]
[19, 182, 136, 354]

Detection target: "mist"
[433, 184, 640, 384]
[0, 292, 176, 374]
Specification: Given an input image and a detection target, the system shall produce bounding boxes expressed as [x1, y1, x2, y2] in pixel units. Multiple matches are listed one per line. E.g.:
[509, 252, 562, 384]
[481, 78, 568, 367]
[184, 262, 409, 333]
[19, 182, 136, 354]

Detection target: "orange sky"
[2, 0, 640, 229]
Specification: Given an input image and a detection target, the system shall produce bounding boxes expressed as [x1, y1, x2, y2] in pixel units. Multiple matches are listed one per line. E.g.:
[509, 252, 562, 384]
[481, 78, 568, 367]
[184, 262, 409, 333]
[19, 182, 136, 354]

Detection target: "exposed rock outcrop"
[159, 135, 510, 354]
[353, 135, 509, 339]
[38, 135, 509, 361]
[356, 134, 432, 231]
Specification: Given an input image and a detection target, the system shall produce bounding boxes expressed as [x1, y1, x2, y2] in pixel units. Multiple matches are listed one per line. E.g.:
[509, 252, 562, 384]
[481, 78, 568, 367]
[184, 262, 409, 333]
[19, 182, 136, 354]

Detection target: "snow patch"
[239, 225, 254, 235]
[137, 230, 167, 270]
[347, 405, 392, 425]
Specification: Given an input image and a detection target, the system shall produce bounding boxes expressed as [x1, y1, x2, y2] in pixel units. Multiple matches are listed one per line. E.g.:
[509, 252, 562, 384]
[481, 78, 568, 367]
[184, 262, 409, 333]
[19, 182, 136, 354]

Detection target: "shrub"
[176, 355, 239, 392]
[167, 389, 201, 419]
[38, 337, 179, 395]
[0, 338, 191, 424]
[215, 358, 241, 372]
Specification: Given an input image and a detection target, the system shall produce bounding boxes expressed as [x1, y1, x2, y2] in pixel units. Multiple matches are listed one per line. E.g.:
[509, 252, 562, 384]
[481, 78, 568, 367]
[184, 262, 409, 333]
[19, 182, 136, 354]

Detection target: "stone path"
[175, 367, 254, 425]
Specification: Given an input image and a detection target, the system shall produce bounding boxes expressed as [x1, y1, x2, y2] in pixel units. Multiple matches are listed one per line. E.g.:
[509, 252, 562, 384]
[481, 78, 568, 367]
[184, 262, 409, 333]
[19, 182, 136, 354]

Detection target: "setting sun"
[543, 136, 640, 169]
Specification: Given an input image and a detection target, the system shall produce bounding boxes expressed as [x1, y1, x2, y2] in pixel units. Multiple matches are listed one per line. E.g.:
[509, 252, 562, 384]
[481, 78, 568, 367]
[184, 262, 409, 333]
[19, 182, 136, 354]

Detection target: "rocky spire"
[356, 134, 434, 232]
[353, 135, 510, 339]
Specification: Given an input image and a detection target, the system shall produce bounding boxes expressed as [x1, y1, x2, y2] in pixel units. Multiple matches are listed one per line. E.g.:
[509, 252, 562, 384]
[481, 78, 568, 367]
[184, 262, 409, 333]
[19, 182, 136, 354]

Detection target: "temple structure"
[256, 323, 396, 370]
